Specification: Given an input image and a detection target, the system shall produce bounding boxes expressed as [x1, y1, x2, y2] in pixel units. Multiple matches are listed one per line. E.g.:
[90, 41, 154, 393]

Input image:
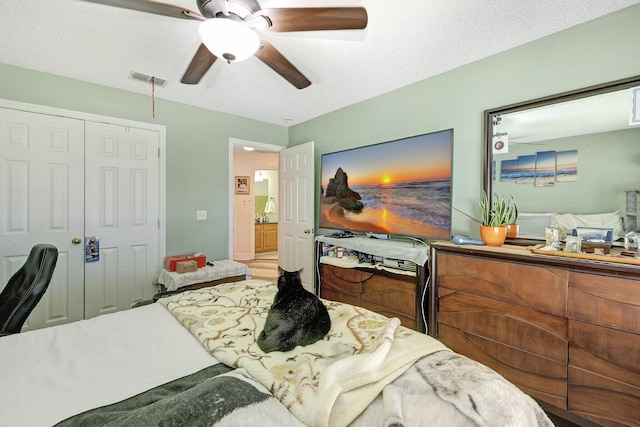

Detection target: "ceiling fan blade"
[181, 44, 217, 84]
[255, 41, 311, 89]
[80, 0, 204, 20]
[261, 7, 367, 32]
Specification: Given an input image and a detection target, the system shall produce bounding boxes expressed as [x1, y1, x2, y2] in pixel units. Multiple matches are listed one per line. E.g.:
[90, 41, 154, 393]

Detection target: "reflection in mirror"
[254, 170, 278, 223]
[484, 75, 640, 244]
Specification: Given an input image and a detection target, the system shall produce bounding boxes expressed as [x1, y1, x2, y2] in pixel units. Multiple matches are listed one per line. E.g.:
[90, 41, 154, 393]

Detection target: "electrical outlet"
[196, 210, 207, 221]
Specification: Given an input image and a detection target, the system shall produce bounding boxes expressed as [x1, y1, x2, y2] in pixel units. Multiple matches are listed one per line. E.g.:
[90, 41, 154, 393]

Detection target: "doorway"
[229, 138, 282, 263]
[229, 139, 315, 291]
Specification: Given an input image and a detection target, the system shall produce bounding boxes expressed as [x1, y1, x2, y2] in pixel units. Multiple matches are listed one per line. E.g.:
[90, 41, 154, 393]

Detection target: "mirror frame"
[483, 74, 640, 244]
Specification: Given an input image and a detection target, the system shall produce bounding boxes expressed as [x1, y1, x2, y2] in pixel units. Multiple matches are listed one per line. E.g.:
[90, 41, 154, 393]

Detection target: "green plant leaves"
[479, 191, 517, 226]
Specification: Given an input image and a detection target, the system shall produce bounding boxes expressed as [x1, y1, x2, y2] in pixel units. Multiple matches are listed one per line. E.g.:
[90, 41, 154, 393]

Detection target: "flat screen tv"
[319, 129, 453, 240]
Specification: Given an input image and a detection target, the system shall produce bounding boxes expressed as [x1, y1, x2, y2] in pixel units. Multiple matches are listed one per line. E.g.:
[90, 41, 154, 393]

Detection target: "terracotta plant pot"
[506, 223, 519, 238]
[480, 225, 508, 247]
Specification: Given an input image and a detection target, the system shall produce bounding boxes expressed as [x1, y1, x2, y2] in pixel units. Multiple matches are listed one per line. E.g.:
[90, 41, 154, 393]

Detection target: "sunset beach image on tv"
[319, 129, 453, 240]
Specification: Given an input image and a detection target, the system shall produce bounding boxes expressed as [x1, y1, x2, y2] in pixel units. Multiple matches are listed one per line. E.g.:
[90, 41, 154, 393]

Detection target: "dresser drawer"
[320, 264, 373, 294]
[568, 320, 640, 425]
[438, 288, 568, 408]
[569, 271, 640, 334]
[437, 253, 568, 317]
[439, 291, 567, 363]
[359, 274, 415, 318]
[360, 291, 415, 319]
[439, 322, 568, 409]
[320, 285, 360, 307]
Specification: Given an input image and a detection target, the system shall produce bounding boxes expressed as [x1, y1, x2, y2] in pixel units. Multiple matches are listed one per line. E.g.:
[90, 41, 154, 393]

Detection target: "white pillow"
[555, 210, 624, 239]
[517, 213, 555, 239]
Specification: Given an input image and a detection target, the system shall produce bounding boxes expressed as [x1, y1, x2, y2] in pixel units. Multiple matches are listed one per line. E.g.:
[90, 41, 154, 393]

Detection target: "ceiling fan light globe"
[198, 19, 260, 62]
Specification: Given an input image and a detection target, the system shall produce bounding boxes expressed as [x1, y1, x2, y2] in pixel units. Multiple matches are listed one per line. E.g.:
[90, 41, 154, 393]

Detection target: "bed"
[0, 279, 553, 427]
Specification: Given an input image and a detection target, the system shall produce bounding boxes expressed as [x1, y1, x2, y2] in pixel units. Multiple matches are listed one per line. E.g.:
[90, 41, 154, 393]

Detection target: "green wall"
[1, 4, 639, 252]
[0, 65, 288, 259]
[290, 4, 640, 239]
[493, 128, 640, 215]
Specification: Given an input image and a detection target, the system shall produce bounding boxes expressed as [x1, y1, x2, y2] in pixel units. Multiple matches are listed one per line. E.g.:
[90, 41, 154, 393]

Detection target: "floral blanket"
[158, 279, 447, 427]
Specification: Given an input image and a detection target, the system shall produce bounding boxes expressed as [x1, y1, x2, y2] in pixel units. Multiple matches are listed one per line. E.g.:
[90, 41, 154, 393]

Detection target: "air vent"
[129, 71, 168, 87]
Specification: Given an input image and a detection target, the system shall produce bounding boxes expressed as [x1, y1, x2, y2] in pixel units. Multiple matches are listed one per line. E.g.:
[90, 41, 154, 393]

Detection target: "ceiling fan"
[80, 0, 368, 89]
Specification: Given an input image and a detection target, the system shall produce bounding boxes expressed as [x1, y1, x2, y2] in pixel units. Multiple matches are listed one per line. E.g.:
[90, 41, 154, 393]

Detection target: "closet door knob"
[72, 237, 82, 245]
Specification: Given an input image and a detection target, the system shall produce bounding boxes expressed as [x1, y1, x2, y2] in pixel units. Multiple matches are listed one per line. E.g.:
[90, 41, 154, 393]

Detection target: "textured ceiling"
[1, 1, 639, 126]
[499, 89, 633, 145]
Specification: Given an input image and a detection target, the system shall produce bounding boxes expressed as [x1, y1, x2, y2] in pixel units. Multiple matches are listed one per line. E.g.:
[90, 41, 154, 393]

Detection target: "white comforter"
[0, 303, 217, 427]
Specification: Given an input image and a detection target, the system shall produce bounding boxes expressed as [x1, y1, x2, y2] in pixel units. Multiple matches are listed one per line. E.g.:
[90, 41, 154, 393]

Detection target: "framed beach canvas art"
[556, 150, 578, 182]
[534, 150, 556, 187]
[515, 154, 536, 184]
[500, 159, 518, 182]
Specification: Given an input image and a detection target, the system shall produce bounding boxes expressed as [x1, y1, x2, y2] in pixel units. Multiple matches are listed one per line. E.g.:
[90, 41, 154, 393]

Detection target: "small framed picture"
[235, 176, 250, 194]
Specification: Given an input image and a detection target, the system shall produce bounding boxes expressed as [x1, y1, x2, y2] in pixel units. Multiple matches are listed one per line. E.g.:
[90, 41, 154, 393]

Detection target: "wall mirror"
[483, 75, 640, 244]
[254, 170, 278, 223]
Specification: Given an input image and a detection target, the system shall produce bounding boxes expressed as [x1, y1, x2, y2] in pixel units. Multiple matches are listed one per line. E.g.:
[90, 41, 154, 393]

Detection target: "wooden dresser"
[430, 242, 640, 427]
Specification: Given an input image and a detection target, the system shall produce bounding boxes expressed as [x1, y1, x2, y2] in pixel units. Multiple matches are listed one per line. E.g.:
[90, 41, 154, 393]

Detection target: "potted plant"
[505, 196, 519, 238]
[478, 191, 508, 246]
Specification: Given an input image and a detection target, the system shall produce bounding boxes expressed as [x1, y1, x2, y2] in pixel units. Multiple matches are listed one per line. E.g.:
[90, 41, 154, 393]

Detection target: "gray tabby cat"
[257, 269, 331, 353]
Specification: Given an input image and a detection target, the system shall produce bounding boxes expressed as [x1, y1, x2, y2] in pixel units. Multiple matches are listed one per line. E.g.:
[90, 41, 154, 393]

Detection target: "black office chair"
[0, 244, 58, 337]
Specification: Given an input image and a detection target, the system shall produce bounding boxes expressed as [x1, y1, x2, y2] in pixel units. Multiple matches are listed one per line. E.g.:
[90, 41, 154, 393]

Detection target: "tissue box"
[164, 254, 206, 272]
[175, 260, 198, 274]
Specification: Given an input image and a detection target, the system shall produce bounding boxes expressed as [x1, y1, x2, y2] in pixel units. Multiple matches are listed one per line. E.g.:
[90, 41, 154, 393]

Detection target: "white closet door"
[84, 122, 160, 318]
[0, 107, 86, 329]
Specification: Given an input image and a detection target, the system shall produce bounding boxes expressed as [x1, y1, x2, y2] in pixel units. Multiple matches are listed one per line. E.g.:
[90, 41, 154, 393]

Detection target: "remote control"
[452, 235, 485, 246]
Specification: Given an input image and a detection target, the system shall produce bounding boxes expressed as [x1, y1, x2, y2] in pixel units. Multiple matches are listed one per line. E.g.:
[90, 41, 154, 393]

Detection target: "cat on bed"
[257, 268, 331, 353]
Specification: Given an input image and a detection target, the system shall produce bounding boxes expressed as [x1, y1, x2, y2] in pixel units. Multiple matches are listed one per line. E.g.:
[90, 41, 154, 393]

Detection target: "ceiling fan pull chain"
[151, 76, 156, 119]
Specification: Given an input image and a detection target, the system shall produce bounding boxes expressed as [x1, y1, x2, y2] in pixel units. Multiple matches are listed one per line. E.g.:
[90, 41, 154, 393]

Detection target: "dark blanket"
[54, 363, 300, 427]
[54, 352, 553, 427]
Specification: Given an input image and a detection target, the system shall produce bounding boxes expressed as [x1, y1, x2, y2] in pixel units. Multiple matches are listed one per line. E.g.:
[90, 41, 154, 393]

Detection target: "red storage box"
[164, 254, 206, 272]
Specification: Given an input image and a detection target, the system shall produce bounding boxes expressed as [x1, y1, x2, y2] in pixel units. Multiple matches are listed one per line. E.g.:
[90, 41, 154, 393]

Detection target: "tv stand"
[315, 235, 430, 333]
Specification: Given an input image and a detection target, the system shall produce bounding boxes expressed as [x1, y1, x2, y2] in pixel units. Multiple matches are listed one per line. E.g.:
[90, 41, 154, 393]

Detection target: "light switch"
[196, 210, 207, 221]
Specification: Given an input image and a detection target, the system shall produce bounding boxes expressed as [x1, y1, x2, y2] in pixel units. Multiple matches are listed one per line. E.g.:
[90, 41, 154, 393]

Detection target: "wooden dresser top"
[432, 241, 640, 279]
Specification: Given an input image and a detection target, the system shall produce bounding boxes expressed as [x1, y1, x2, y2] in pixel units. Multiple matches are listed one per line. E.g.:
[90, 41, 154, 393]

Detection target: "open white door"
[279, 141, 315, 293]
